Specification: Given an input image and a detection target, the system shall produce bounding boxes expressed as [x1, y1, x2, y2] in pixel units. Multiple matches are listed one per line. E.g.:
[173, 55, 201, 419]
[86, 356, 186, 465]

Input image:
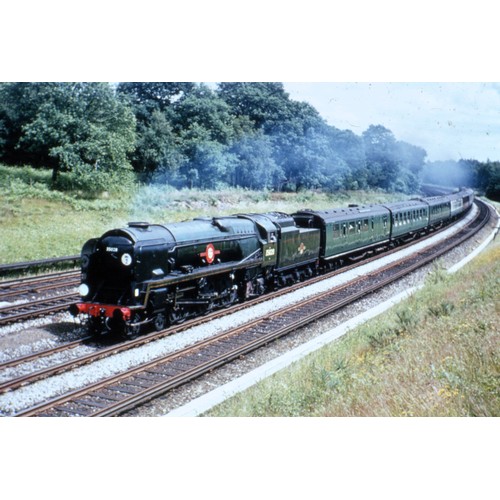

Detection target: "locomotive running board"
[141, 258, 262, 307]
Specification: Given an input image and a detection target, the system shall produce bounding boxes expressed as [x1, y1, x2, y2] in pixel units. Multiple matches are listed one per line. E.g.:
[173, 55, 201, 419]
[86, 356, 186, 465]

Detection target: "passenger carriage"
[293, 205, 391, 266]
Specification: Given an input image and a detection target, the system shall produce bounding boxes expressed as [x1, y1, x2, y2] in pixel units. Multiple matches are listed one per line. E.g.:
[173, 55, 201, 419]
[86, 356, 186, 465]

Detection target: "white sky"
[283, 82, 500, 163]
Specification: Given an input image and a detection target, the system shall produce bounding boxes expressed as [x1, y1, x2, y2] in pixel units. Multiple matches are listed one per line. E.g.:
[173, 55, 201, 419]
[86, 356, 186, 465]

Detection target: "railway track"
[1, 201, 488, 394]
[7, 199, 491, 417]
[0, 270, 79, 326]
[0, 270, 79, 301]
[0, 292, 78, 326]
[0, 255, 80, 277]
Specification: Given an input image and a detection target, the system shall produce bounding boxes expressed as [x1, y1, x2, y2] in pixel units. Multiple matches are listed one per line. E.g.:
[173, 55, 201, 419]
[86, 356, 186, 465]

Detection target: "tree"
[116, 82, 196, 113]
[0, 82, 64, 167]
[172, 86, 236, 145]
[217, 82, 292, 131]
[130, 109, 179, 175]
[395, 141, 426, 192]
[229, 133, 283, 189]
[362, 125, 401, 190]
[178, 140, 237, 189]
[327, 128, 366, 189]
[485, 163, 500, 200]
[0, 83, 136, 191]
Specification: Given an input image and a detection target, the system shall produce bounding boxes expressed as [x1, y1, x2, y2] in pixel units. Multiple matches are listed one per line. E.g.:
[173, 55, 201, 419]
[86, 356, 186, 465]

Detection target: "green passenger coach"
[293, 205, 391, 262]
[382, 199, 430, 239]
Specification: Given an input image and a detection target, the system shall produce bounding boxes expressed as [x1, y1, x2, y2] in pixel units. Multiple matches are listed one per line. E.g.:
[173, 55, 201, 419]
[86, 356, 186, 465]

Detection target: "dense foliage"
[0, 83, 136, 194]
[0, 82, 498, 198]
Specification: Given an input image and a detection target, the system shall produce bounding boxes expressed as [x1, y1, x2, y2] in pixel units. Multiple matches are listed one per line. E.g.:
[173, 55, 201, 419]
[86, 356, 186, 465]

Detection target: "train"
[70, 188, 474, 337]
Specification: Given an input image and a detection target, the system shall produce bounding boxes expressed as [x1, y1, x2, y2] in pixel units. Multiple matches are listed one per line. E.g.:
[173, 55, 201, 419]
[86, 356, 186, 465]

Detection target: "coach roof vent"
[128, 221, 151, 229]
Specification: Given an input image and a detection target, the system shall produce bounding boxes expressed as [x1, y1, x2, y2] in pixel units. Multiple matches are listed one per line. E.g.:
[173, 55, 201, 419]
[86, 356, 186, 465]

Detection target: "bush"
[54, 165, 136, 196]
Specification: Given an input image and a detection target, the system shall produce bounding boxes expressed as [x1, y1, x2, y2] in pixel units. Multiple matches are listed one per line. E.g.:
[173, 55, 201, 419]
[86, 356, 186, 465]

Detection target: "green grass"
[206, 242, 500, 417]
[0, 166, 129, 262]
[0, 164, 407, 264]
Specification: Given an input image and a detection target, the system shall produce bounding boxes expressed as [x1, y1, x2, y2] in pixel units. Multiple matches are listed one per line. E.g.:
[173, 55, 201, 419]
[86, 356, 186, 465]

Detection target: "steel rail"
[0, 255, 80, 276]
[0, 292, 78, 326]
[0, 272, 80, 300]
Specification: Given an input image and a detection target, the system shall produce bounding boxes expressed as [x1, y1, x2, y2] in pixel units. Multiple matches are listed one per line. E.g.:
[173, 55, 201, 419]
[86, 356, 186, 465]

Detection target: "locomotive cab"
[237, 214, 278, 266]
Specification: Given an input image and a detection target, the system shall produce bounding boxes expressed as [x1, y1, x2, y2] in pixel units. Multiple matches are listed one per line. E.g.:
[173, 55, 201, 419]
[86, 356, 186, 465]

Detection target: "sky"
[283, 83, 500, 163]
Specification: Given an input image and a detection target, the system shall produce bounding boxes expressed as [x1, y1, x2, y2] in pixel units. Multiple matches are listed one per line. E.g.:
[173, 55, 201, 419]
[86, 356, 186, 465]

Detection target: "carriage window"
[349, 222, 355, 234]
[363, 219, 369, 232]
[333, 223, 340, 238]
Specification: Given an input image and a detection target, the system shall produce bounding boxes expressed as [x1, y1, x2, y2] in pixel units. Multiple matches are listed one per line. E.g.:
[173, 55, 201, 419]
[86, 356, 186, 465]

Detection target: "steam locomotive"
[70, 188, 474, 337]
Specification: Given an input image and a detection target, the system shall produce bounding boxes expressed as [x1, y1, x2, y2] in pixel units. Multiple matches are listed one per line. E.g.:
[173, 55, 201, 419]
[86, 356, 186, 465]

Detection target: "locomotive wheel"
[154, 313, 166, 331]
[126, 313, 141, 339]
[221, 288, 238, 308]
[169, 308, 186, 325]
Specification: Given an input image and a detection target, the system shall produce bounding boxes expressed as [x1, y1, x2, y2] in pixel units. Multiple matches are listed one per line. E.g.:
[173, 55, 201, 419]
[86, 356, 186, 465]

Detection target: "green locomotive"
[71, 188, 474, 337]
